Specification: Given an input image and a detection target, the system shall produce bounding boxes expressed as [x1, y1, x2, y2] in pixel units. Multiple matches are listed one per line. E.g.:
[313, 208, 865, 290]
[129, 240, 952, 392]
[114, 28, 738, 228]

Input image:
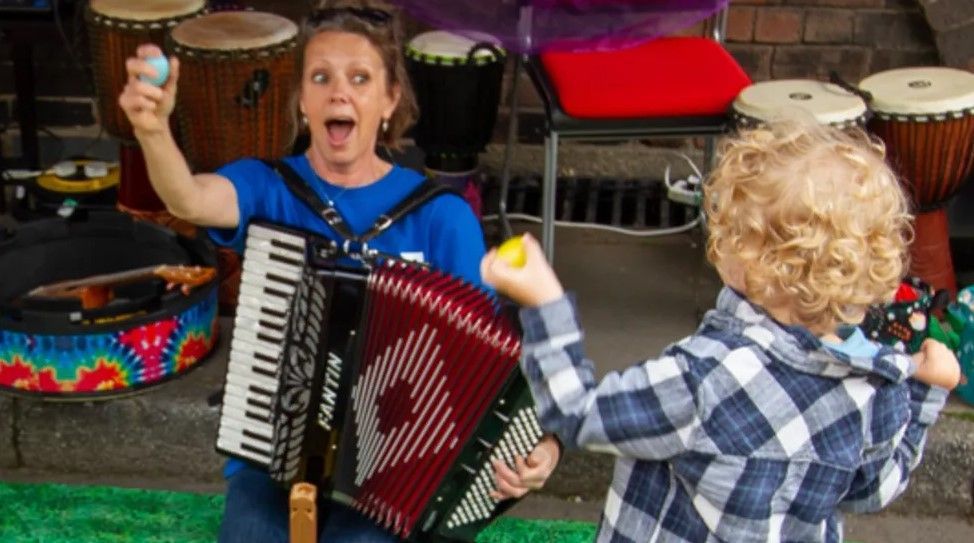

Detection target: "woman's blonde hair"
[704, 118, 912, 333]
[286, 0, 418, 150]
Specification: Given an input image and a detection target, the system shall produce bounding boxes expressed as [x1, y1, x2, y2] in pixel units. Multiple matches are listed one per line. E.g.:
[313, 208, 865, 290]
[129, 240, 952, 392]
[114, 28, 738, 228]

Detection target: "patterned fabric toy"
[861, 277, 950, 354]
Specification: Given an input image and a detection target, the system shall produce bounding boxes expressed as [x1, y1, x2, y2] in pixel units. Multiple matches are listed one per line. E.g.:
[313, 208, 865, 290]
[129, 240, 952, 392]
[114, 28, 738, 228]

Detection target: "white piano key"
[235, 304, 289, 331]
[226, 369, 279, 394]
[223, 383, 272, 412]
[217, 430, 273, 460]
[216, 438, 272, 467]
[241, 257, 303, 286]
[237, 282, 291, 311]
[220, 396, 271, 426]
[247, 224, 307, 250]
[228, 350, 279, 378]
[224, 380, 275, 403]
[240, 272, 298, 298]
[230, 332, 282, 361]
[220, 396, 270, 420]
[219, 407, 273, 438]
[244, 241, 305, 270]
[233, 315, 285, 344]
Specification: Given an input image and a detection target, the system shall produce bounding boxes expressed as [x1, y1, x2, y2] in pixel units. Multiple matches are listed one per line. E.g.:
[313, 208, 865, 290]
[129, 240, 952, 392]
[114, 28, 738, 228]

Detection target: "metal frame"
[498, 3, 732, 262]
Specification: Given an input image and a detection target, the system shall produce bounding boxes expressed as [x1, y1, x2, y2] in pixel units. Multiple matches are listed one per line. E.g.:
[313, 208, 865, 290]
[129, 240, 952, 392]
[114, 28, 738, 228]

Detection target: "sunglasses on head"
[309, 6, 393, 26]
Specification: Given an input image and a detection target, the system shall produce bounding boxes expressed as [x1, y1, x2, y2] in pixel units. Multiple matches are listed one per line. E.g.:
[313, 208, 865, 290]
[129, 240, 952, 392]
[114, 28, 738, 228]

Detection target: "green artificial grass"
[479, 518, 597, 543]
[0, 482, 597, 543]
[0, 482, 224, 543]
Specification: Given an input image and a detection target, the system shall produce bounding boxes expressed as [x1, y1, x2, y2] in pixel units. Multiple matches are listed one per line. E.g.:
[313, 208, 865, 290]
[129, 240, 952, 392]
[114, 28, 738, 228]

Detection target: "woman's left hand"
[489, 434, 561, 501]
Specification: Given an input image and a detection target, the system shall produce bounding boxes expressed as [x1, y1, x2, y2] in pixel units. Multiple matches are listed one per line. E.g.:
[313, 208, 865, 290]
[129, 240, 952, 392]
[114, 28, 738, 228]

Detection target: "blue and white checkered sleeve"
[519, 295, 701, 459]
[839, 377, 949, 513]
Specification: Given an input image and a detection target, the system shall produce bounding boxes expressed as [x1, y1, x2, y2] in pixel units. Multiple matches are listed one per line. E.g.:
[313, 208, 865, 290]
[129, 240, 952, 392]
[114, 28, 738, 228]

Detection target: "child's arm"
[911, 339, 961, 390]
[482, 236, 701, 458]
[838, 359, 949, 513]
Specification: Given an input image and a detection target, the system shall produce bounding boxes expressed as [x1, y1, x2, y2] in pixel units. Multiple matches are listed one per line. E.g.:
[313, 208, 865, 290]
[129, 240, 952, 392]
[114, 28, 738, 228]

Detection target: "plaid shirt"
[519, 287, 948, 543]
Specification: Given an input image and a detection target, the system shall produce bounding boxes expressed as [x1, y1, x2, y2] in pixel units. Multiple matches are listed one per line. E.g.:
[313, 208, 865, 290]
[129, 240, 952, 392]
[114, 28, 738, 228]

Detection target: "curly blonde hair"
[704, 118, 912, 334]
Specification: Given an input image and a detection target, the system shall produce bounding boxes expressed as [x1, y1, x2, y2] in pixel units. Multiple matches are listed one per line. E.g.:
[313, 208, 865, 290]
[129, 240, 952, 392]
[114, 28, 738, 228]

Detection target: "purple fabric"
[391, 0, 728, 53]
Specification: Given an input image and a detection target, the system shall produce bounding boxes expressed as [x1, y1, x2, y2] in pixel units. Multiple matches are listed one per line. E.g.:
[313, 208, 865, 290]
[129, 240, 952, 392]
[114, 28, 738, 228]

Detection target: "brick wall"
[917, 0, 974, 71]
[724, 0, 942, 84]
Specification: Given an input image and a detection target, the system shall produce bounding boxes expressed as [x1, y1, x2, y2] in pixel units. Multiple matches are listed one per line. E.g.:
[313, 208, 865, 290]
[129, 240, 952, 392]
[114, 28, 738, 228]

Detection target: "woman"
[118, 1, 559, 541]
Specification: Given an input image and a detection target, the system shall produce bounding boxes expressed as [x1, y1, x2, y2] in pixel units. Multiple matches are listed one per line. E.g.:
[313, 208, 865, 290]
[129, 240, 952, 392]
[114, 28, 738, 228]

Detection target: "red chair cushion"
[539, 37, 752, 119]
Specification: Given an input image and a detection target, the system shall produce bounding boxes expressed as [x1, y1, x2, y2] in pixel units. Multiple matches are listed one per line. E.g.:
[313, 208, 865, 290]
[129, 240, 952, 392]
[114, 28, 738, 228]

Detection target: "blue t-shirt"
[209, 154, 486, 286]
[209, 155, 488, 478]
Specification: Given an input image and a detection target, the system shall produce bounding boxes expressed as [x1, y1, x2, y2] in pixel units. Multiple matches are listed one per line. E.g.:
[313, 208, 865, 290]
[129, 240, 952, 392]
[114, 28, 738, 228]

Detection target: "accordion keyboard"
[217, 224, 307, 466]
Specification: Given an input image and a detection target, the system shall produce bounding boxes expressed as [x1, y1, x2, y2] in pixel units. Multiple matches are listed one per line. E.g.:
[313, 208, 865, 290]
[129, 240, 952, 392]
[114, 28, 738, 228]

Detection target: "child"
[481, 119, 959, 542]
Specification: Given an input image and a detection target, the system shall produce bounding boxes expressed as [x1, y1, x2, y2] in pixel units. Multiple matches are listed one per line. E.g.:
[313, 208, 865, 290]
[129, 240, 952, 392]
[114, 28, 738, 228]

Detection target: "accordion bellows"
[217, 223, 543, 540]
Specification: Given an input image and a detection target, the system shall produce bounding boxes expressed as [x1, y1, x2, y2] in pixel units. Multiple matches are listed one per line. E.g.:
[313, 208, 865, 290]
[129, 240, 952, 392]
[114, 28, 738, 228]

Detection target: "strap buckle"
[372, 214, 393, 233]
[341, 239, 377, 261]
[320, 207, 343, 226]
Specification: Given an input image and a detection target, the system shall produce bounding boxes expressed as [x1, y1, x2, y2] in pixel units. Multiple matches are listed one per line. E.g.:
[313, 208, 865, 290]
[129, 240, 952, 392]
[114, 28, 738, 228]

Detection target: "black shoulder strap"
[263, 159, 357, 240]
[264, 159, 461, 245]
[358, 179, 458, 243]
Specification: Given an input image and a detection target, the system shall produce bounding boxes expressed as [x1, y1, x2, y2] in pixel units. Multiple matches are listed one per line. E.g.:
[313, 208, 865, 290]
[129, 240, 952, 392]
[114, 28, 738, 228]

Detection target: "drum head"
[859, 67, 974, 116]
[89, 0, 206, 21]
[170, 11, 299, 51]
[407, 30, 504, 65]
[733, 79, 867, 126]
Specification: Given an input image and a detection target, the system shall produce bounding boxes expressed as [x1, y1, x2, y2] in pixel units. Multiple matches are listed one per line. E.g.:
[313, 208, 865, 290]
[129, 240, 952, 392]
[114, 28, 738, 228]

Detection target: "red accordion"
[216, 222, 542, 541]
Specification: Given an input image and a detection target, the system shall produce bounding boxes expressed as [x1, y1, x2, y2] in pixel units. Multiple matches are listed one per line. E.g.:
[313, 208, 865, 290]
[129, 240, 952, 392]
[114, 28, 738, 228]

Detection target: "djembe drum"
[406, 31, 506, 217]
[168, 11, 299, 314]
[86, 0, 205, 231]
[732, 79, 868, 130]
[168, 11, 299, 171]
[859, 67, 974, 295]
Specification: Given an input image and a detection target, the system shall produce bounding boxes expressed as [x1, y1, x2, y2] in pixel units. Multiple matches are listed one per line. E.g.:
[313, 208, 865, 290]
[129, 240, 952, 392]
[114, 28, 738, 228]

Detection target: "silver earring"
[301, 115, 309, 127]
[381, 118, 389, 134]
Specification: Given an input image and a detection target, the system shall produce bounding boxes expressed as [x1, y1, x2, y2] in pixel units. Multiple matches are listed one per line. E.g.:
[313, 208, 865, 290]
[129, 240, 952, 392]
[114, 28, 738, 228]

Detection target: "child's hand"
[489, 434, 561, 501]
[912, 339, 962, 390]
[481, 233, 564, 307]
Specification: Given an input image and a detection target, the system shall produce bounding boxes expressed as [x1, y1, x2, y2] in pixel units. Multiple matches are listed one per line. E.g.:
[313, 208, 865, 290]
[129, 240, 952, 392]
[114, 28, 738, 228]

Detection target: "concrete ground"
[1, 138, 973, 540]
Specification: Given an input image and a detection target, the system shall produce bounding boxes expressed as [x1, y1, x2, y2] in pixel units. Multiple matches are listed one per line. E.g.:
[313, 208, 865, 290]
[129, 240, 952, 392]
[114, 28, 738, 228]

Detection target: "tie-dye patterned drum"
[0, 211, 219, 400]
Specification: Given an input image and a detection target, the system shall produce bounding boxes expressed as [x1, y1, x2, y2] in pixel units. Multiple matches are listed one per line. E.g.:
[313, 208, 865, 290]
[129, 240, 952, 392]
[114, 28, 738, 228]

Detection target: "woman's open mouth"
[325, 117, 355, 146]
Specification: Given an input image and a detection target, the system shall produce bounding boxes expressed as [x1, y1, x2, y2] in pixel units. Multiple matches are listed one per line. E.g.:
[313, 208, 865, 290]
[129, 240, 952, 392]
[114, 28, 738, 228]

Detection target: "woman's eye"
[352, 73, 369, 85]
[311, 73, 327, 84]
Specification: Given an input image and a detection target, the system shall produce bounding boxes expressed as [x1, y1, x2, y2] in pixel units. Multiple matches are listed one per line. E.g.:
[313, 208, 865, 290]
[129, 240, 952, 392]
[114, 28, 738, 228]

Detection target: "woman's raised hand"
[117, 44, 180, 136]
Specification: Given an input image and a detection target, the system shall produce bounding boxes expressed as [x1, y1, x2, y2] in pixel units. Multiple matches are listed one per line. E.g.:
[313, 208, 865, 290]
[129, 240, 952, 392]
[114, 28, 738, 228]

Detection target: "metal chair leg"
[541, 131, 559, 262]
[702, 135, 717, 175]
[497, 54, 525, 240]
